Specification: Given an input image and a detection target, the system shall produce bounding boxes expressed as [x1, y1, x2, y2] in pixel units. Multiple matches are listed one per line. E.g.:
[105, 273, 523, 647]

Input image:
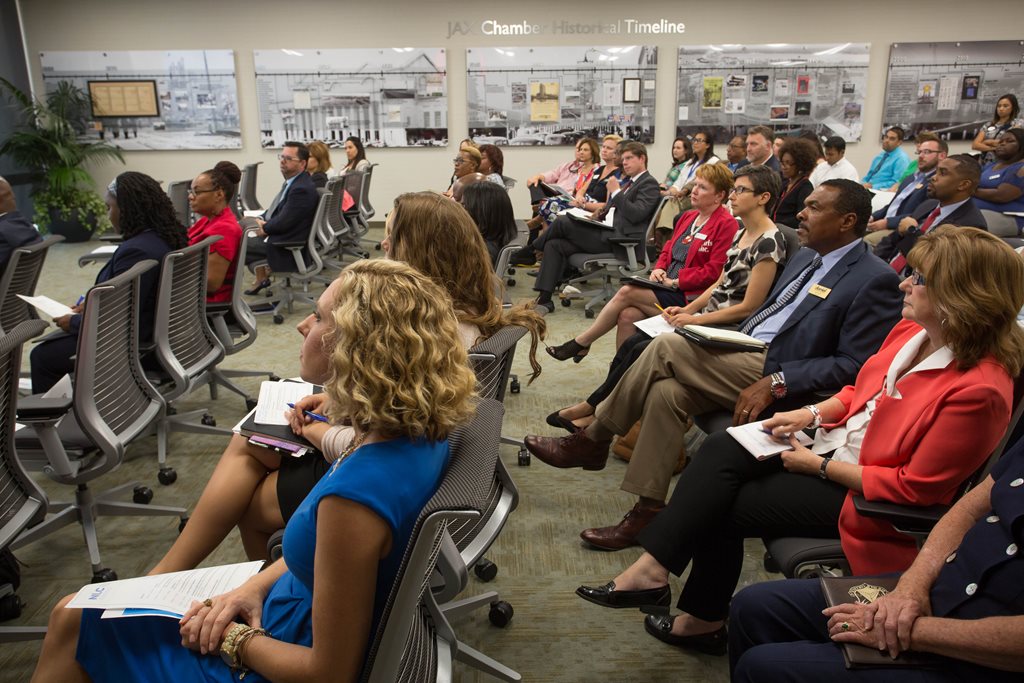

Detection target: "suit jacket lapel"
[775, 242, 867, 338]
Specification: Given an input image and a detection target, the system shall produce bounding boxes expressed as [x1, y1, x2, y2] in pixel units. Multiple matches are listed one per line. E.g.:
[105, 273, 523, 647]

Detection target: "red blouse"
[188, 207, 242, 303]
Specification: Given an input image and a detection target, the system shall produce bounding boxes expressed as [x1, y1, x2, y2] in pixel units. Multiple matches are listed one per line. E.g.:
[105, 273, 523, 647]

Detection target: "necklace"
[330, 430, 368, 474]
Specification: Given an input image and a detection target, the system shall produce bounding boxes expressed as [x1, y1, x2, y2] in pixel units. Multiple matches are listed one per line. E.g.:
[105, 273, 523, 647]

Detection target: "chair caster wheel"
[245, 398, 258, 412]
[763, 551, 780, 574]
[584, 308, 595, 319]
[474, 559, 498, 582]
[560, 298, 571, 307]
[509, 375, 520, 394]
[273, 314, 285, 325]
[517, 447, 530, 466]
[507, 267, 516, 276]
[178, 516, 189, 534]
[158, 467, 177, 485]
[133, 485, 154, 503]
[269, 374, 281, 382]
[507, 278, 516, 287]
[374, 242, 382, 250]
[488, 600, 513, 627]
[92, 568, 118, 583]
[201, 413, 216, 427]
[0, 593, 24, 620]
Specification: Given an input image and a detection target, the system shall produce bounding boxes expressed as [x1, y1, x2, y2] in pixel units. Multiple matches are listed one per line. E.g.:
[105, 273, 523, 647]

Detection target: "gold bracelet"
[220, 623, 250, 669]
[234, 626, 269, 680]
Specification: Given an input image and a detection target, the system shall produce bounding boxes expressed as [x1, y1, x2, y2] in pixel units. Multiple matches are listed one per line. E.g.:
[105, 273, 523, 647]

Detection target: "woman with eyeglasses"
[186, 161, 243, 303]
[774, 137, 818, 228]
[974, 128, 1024, 232]
[146, 192, 545, 577]
[29, 171, 188, 393]
[575, 227, 1024, 658]
[972, 94, 1023, 165]
[443, 146, 482, 198]
[657, 129, 720, 231]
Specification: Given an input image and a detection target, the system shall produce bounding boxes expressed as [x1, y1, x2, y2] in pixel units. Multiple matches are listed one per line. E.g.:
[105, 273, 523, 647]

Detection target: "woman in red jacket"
[546, 163, 740, 359]
[574, 226, 1024, 656]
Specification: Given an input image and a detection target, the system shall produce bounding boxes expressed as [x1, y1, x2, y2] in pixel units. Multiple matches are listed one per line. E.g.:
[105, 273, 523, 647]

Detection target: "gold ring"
[203, 598, 213, 608]
[841, 622, 850, 631]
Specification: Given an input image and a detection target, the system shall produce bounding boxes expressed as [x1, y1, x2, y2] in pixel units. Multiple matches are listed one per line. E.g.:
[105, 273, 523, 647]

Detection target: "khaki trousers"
[863, 228, 892, 247]
[594, 333, 766, 500]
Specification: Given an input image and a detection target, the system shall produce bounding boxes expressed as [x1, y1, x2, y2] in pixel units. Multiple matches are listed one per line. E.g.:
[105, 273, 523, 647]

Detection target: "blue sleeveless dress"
[75, 437, 449, 682]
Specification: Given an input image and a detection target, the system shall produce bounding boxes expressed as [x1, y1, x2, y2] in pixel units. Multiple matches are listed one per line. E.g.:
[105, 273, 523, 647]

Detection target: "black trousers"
[30, 332, 77, 394]
[637, 429, 847, 621]
[729, 578, 1021, 682]
[586, 331, 652, 407]
[532, 215, 612, 296]
[245, 235, 268, 266]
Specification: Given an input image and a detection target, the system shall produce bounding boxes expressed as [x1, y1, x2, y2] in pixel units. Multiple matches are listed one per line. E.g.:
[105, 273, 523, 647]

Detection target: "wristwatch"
[803, 404, 822, 429]
[769, 372, 787, 400]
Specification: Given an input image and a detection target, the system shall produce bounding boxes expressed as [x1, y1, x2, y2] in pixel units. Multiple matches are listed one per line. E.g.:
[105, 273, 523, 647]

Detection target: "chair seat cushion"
[568, 253, 615, 269]
[763, 536, 845, 577]
[15, 412, 94, 451]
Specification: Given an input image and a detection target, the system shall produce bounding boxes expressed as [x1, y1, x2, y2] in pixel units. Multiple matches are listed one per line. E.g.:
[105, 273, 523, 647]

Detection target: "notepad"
[66, 560, 264, 620]
[726, 421, 813, 460]
[677, 324, 767, 351]
[633, 314, 677, 338]
[17, 294, 73, 319]
[254, 380, 315, 426]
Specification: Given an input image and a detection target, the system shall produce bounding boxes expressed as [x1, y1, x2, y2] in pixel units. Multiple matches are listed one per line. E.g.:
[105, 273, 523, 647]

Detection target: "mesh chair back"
[166, 181, 192, 227]
[323, 176, 352, 243]
[208, 231, 258, 354]
[73, 260, 165, 455]
[467, 325, 527, 402]
[152, 238, 226, 400]
[239, 163, 263, 212]
[0, 320, 49, 547]
[361, 398, 504, 682]
[359, 163, 377, 220]
[340, 172, 368, 236]
[0, 235, 62, 334]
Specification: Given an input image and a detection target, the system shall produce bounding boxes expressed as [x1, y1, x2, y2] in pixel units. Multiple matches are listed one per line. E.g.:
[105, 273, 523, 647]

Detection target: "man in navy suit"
[531, 141, 661, 313]
[875, 154, 987, 277]
[245, 141, 319, 292]
[525, 180, 903, 549]
[0, 176, 42, 273]
[864, 134, 947, 247]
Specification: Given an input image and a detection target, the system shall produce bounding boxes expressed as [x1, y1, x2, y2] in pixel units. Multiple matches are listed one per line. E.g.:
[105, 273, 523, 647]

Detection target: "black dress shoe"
[546, 410, 582, 434]
[244, 278, 272, 296]
[575, 581, 671, 609]
[643, 614, 728, 656]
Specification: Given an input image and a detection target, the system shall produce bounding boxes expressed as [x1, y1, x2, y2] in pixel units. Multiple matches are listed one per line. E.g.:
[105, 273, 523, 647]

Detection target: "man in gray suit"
[531, 141, 661, 312]
[0, 177, 42, 273]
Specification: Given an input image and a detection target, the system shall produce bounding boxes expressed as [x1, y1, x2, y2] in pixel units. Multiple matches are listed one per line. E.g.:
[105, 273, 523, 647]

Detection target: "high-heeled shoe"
[244, 278, 272, 296]
[545, 338, 590, 363]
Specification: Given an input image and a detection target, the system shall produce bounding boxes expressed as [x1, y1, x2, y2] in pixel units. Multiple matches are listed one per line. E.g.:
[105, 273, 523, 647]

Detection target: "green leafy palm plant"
[0, 77, 124, 234]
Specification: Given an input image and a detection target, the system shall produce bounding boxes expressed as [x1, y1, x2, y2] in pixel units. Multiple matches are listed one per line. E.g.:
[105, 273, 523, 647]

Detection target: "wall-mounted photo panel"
[466, 46, 657, 146]
[254, 48, 447, 148]
[38, 50, 240, 150]
[882, 41, 1024, 141]
[676, 43, 870, 143]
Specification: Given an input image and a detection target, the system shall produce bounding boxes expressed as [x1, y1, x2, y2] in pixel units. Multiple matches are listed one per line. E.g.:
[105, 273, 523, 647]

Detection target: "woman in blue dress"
[31, 258, 479, 683]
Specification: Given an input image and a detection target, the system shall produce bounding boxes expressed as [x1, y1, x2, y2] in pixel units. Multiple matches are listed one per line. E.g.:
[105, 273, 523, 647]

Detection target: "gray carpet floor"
[0, 233, 777, 681]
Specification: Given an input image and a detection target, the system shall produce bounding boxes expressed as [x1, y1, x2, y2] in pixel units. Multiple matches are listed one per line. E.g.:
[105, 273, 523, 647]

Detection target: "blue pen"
[76, 295, 85, 306]
[286, 402, 329, 423]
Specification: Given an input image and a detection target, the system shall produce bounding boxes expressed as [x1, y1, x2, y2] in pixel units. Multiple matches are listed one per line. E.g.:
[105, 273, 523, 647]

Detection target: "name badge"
[694, 233, 707, 240]
[809, 284, 831, 299]
[989, 174, 1002, 180]
[914, 183, 923, 190]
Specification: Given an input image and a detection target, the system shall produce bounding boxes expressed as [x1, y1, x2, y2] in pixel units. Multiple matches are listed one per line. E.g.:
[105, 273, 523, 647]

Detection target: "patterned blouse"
[703, 227, 787, 313]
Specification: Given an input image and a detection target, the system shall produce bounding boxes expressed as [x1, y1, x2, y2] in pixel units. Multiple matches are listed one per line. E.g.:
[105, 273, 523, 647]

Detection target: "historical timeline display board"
[882, 41, 1024, 141]
[676, 43, 870, 143]
[38, 50, 240, 150]
[466, 46, 657, 146]
[254, 48, 447, 148]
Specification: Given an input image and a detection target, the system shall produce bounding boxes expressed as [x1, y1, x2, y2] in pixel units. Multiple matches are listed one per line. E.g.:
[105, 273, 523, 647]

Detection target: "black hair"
[692, 128, 716, 162]
[779, 138, 819, 177]
[282, 140, 310, 161]
[734, 165, 781, 215]
[462, 181, 516, 253]
[112, 171, 188, 248]
[478, 143, 504, 175]
[797, 130, 824, 158]
[946, 153, 982, 185]
[203, 161, 242, 203]
[993, 94, 1021, 125]
[823, 136, 846, 153]
[821, 179, 872, 237]
[345, 136, 367, 169]
[886, 126, 906, 142]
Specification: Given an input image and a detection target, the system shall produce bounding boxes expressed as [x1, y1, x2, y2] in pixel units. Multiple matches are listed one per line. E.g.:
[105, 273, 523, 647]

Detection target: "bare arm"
[686, 259, 778, 327]
[206, 253, 232, 295]
[974, 169, 1024, 203]
[909, 615, 1024, 671]
[972, 128, 999, 153]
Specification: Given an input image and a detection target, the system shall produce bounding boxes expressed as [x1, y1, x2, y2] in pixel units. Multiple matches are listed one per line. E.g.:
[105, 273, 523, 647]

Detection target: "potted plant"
[0, 77, 123, 241]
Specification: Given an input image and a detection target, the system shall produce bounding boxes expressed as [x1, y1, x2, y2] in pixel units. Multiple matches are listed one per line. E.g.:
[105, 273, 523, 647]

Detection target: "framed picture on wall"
[623, 77, 642, 103]
[961, 75, 981, 100]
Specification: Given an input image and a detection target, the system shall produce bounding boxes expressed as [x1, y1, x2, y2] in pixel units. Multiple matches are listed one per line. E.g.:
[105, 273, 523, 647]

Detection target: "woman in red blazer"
[574, 226, 1024, 656]
[545, 163, 739, 360]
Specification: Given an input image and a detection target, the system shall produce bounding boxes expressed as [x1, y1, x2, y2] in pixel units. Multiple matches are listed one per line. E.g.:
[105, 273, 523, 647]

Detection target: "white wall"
[17, 0, 1024, 217]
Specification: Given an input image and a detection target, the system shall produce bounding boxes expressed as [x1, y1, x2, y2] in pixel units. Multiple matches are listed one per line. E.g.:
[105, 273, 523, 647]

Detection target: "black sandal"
[545, 338, 590, 363]
[546, 410, 583, 434]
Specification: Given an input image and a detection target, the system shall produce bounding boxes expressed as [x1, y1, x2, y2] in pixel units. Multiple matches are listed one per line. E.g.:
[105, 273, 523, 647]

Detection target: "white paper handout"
[633, 314, 677, 338]
[66, 560, 264, 619]
[726, 421, 813, 461]
[17, 294, 73, 319]
[254, 380, 315, 425]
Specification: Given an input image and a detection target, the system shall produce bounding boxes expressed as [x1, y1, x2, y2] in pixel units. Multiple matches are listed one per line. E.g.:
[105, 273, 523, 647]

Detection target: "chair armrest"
[851, 495, 947, 535]
[607, 236, 640, 246]
[16, 395, 73, 421]
[276, 241, 306, 250]
[98, 234, 124, 242]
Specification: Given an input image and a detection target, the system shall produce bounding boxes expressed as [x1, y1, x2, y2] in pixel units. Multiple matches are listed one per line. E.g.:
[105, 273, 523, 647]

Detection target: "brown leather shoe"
[524, 431, 610, 470]
[580, 502, 665, 550]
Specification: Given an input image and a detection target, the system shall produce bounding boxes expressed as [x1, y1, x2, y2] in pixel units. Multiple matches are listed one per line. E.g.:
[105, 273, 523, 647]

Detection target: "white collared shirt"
[812, 328, 954, 464]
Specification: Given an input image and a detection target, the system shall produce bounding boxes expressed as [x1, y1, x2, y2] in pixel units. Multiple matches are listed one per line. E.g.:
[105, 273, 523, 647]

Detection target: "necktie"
[739, 255, 824, 335]
[890, 206, 941, 274]
[263, 181, 289, 218]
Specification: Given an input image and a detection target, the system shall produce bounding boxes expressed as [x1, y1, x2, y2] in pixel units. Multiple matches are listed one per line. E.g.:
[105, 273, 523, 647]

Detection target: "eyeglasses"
[693, 138, 708, 144]
[277, 154, 300, 162]
[730, 186, 756, 196]
[453, 157, 467, 164]
[188, 187, 217, 196]
[910, 270, 926, 286]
